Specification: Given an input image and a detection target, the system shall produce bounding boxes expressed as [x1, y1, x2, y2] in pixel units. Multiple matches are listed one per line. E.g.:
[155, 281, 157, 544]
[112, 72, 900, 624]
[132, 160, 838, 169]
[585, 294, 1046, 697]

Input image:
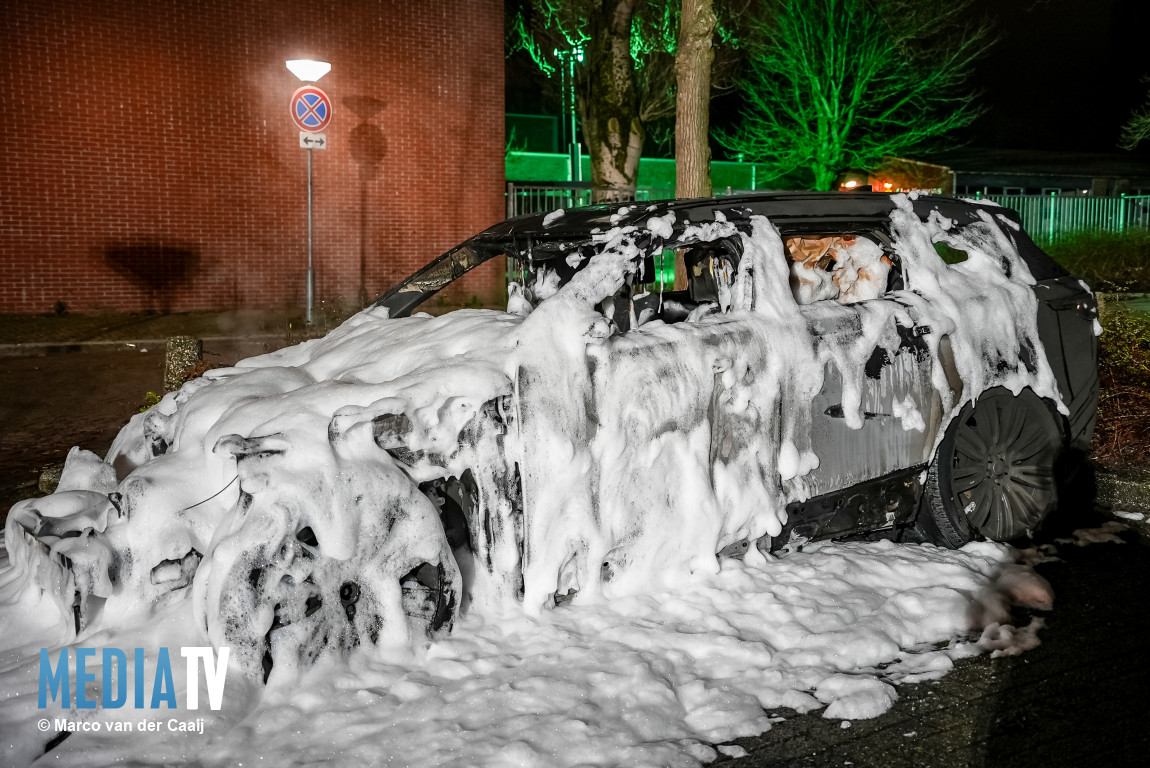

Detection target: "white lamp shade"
[286, 59, 331, 82]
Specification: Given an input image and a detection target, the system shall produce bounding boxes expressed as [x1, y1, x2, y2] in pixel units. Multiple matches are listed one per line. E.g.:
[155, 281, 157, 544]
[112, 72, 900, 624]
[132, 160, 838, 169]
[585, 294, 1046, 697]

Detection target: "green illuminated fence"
[983, 194, 1150, 243]
[506, 182, 677, 218]
[505, 181, 756, 218]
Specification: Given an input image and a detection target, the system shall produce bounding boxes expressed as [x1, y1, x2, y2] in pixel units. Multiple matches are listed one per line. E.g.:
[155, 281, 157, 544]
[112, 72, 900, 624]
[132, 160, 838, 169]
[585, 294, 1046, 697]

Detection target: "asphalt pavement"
[0, 310, 333, 512]
[714, 490, 1150, 767]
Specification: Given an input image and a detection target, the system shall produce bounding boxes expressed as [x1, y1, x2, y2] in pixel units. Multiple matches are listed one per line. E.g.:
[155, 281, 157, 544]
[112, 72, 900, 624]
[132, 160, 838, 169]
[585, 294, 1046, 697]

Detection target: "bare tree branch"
[1120, 78, 1150, 150]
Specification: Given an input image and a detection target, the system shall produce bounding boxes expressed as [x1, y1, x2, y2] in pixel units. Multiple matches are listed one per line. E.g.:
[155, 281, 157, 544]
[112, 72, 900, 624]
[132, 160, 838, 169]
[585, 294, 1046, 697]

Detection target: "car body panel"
[1033, 276, 1100, 451]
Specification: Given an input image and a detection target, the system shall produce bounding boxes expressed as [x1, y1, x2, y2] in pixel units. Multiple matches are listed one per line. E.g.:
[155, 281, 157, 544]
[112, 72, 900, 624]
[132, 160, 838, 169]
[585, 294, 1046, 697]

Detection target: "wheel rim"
[947, 391, 1061, 541]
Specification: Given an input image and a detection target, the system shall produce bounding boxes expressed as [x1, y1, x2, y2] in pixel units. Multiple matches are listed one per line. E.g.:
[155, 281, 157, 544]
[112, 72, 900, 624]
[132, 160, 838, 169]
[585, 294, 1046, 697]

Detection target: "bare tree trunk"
[579, 0, 644, 203]
[675, 0, 715, 199]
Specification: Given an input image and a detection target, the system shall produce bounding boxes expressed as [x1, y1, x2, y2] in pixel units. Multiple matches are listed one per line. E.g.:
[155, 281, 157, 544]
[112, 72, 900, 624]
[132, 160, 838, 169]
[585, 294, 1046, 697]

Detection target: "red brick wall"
[0, 0, 506, 314]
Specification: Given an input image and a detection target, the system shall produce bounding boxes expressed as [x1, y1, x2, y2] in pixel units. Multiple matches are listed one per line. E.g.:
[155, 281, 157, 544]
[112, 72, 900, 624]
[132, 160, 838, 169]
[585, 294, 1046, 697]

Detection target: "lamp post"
[286, 59, 331, 325]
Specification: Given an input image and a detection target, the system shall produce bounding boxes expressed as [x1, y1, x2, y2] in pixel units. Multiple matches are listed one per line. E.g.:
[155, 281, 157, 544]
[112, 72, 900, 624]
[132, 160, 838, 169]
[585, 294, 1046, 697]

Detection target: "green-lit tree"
[1120, 81, 1150, 149]
[509, 0, 742, 202]
[719, 0, 991, 191]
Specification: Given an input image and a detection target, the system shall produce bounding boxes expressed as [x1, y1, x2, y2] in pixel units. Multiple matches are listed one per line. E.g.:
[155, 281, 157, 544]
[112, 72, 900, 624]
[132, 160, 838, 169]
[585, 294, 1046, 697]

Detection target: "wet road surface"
[0, 342, 272, 514]
[715, 503, 1150, 767]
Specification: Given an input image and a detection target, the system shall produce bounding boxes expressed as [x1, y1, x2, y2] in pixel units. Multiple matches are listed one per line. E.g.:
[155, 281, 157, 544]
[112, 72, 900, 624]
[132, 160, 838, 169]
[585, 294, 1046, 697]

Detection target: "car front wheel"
[917, 387, 1063, 548]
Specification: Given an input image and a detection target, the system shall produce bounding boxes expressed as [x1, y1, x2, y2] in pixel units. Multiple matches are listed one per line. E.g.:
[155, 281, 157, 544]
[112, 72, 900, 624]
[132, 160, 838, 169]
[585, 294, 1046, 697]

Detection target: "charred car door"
[774, 230, 945, 541]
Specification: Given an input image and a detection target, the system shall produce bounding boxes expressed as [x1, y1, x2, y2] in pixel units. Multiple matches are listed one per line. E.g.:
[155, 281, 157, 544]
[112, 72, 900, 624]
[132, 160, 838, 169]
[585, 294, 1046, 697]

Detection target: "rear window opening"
[933, 240, 970, 265]
[782, 233, 898, 305]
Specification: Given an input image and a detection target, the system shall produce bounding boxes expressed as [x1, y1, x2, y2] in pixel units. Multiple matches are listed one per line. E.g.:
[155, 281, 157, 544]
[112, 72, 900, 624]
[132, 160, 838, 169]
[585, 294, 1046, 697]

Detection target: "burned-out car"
[5, 193, 1097, 683]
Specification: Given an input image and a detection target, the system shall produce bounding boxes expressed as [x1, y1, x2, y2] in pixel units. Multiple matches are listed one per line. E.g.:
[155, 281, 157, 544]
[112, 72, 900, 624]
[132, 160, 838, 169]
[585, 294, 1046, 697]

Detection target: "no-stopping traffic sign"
[290, 86, 332, 132]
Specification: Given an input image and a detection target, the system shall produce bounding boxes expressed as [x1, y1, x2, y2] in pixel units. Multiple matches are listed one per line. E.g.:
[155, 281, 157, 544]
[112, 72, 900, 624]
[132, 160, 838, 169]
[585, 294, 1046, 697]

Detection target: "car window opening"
[631, 242, 741, 329]
[783, 234, 896, 306]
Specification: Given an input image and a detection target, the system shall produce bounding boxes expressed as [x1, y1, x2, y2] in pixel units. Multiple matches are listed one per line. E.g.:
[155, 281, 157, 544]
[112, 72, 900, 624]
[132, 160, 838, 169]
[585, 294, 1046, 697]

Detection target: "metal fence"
[506, 184, 1150, 243]
[981, 194, 1150, 243]
[506, 182, 677, 218]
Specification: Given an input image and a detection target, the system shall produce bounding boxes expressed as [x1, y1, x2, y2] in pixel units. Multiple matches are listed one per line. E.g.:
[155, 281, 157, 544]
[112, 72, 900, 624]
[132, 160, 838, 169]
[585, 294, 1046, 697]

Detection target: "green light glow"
[646, 248, 677, 289]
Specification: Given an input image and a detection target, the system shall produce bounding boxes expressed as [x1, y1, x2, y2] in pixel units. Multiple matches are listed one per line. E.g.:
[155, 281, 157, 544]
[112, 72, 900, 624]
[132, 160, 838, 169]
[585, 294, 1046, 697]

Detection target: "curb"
[1095, 470, 1150, 540]
[0, 334, 292, 358]
[1096, 472, 1150, 514]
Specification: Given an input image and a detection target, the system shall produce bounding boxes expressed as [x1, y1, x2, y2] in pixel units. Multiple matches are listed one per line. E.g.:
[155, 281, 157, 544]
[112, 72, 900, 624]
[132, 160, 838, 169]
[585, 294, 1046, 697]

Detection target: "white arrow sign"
[299, 132, 327, 150]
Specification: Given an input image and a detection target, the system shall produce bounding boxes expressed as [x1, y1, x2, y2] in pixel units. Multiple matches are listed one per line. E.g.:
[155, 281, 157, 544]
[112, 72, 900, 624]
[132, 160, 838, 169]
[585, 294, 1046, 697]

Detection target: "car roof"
[479, 192, 1018, 241]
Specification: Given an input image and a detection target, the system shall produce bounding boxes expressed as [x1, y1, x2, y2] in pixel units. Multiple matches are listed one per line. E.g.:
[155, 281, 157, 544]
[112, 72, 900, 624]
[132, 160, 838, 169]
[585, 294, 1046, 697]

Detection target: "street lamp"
[286, 59, 331, 82]
[287, 59, 331, 324]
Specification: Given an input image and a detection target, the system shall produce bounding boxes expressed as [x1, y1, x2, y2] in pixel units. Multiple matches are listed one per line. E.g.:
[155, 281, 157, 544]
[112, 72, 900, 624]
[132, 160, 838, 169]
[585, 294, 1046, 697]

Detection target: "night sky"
[960, 0, 1146, 154]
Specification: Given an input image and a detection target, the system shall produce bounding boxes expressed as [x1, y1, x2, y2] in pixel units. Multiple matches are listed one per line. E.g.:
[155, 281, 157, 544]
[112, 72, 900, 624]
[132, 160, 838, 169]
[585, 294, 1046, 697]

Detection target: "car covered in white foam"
[4, 192, 1097, 683]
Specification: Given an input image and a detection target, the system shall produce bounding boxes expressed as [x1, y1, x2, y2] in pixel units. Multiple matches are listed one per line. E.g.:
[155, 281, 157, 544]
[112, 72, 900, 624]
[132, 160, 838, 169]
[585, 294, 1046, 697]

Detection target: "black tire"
[917, 387, 1063, 548]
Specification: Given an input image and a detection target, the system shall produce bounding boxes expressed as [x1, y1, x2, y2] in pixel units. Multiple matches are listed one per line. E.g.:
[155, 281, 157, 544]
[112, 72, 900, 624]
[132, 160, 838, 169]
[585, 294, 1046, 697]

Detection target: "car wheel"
[206, 522, 458, 684]
[917, 387, 1063, 548]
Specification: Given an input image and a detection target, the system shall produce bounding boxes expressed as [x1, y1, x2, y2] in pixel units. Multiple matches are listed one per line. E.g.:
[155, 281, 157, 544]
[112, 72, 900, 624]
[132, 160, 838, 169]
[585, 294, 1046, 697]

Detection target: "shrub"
[1045, 229, 1150, 293]
[138, 391, 162, 413]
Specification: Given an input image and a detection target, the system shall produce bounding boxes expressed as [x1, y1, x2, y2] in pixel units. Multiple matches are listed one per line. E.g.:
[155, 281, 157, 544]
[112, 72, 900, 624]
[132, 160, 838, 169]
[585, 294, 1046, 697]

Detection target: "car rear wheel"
[917, 387, 1063, 548]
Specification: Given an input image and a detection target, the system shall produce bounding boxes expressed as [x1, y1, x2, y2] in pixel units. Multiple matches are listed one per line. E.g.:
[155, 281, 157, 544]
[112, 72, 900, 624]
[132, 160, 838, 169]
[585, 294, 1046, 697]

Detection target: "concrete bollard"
[39, 464, 64, 495]
[164, 336, 203, 393]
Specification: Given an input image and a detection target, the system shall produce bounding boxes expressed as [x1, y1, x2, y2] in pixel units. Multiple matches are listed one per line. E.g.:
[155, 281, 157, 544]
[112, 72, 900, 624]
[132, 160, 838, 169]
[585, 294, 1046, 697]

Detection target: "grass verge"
[1091, 298, 1150, 467]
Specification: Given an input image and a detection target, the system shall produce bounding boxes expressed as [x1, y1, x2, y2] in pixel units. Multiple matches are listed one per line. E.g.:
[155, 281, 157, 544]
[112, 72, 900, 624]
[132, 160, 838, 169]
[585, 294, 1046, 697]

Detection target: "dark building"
[0, 0, 505, 314]
[931, 150, 1150, 197]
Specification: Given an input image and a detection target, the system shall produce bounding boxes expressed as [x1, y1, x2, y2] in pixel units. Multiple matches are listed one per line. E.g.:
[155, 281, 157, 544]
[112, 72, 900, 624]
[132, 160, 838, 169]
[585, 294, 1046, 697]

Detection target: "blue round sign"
[291, 86, 332, 131]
